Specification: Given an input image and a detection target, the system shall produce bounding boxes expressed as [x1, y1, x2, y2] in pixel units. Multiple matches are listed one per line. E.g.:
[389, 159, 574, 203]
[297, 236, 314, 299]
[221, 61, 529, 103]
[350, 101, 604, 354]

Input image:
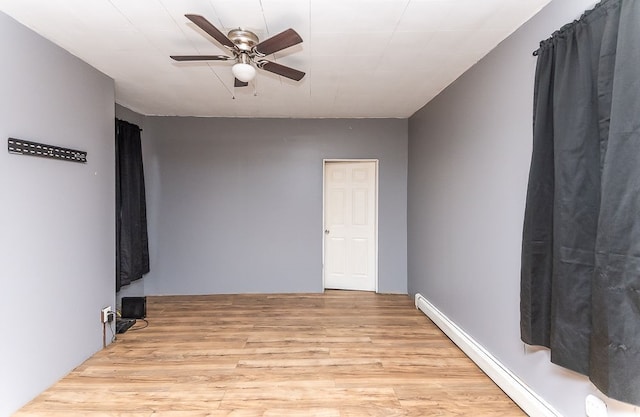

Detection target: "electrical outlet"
[586, 394, 607, 417]
[101, 306, 112, 323]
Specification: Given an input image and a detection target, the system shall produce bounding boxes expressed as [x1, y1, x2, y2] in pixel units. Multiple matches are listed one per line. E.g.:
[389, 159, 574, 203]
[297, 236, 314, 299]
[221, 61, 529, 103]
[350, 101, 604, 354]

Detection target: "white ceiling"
[0, 0, 550, 118]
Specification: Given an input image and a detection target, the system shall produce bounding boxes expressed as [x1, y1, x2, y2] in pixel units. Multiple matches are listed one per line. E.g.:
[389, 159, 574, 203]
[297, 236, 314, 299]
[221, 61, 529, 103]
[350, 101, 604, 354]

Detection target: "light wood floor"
[16, 291, 524, 416]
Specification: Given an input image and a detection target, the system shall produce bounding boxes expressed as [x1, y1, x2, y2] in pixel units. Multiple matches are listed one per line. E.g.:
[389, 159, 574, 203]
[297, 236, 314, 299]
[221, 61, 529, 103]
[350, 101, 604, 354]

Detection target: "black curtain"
[521, 0, 640, 405]
[116, 119, 149, 292]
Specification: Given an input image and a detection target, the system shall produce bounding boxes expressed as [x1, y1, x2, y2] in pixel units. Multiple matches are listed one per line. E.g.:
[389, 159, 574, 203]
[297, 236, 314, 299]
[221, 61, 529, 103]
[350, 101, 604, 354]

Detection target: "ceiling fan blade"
[254, 28, 302, 56]
[185, 14, 235, 49]
[257, 60, 305, 81]
[170, 55, 232, 61]
[234, 78, 249, 87]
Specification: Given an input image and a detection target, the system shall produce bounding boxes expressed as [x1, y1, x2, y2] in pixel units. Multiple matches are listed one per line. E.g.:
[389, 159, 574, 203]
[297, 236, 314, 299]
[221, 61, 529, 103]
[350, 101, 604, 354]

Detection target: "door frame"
[322, 159, 379, 292]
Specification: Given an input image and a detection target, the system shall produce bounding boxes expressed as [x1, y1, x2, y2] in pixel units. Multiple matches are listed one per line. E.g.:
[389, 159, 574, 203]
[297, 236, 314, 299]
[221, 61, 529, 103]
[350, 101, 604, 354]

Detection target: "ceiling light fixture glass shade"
[232, 63, 256, 82]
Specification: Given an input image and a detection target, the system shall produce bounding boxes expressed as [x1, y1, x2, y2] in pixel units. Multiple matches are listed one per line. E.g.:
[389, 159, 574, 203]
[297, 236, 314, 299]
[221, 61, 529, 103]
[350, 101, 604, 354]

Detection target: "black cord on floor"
[129, 318, 149, 331]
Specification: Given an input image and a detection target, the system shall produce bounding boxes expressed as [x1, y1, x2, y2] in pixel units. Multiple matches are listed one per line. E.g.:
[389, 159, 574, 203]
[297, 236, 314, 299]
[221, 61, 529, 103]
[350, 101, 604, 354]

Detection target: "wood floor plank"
[219, 386, 401, 409]
[14, 291, 524, 416]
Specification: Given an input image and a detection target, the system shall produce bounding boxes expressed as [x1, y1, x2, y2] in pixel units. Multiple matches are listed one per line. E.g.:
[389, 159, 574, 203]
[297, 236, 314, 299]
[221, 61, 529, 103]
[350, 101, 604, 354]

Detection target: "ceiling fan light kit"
[232, 62, 256, 82]
[171, 14, 305, 87]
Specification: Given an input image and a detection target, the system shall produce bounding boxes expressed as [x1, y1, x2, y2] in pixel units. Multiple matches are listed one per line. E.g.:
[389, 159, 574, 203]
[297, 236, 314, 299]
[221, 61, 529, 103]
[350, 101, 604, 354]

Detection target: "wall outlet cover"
[101, 306, 112, 323]
[585, 394, 607, 417]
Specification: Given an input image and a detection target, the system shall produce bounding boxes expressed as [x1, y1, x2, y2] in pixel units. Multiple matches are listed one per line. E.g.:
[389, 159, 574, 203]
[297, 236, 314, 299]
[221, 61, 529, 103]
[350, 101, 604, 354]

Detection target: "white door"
[324, 161, 377, 291]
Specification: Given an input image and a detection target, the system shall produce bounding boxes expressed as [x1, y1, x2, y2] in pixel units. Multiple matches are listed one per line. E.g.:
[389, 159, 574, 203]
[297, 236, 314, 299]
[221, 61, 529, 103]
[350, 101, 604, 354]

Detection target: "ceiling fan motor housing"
[227, 28, 259, 52]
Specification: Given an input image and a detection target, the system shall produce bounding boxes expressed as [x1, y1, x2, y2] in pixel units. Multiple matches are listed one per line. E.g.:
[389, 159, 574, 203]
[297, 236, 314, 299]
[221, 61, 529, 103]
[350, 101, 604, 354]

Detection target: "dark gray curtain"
[521, 0, 640, 406]
[116, 119, 149, 292]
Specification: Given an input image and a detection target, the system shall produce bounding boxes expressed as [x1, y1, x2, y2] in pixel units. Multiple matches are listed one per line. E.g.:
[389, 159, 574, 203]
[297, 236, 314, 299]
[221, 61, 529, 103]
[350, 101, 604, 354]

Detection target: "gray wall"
[407, 0, 638, 416]
[116, 103, 146, 129]
[142, 117, 408, 295]
[0, 12, 115, 416]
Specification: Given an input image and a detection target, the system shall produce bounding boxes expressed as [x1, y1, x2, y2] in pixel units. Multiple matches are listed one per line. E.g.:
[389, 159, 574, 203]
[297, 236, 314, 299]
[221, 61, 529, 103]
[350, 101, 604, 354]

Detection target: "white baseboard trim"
[414, 293, 560, 417]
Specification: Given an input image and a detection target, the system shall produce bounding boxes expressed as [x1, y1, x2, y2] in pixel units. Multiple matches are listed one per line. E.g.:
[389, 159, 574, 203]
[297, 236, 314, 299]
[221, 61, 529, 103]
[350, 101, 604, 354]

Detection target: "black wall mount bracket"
[7, 137, 87, 163]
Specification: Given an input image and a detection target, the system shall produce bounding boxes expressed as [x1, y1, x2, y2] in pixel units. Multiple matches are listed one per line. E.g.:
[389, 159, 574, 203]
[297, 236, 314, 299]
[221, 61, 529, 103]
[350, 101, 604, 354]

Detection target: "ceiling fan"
[171, 14, 305, 87]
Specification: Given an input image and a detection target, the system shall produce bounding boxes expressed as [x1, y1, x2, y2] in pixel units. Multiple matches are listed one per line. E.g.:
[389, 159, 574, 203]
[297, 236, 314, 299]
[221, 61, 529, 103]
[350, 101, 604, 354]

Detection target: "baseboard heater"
[414, 293, 560, 417]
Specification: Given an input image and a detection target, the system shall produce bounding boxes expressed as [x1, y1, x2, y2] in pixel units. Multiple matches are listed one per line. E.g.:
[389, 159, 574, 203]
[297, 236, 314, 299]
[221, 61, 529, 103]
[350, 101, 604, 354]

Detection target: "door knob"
[324, 229, 330, 234]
